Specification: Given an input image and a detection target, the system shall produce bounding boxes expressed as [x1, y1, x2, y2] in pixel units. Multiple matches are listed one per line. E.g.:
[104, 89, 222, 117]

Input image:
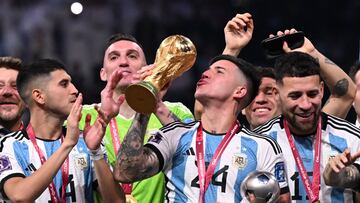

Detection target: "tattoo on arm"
[333, 78, 349, 97]
[338, 164, 360, 189]
[115, 113, 159, 182]
[325, 57, 336, 65]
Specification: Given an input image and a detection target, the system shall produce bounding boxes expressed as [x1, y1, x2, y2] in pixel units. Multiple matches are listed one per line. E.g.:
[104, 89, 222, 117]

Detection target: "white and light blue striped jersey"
[0, 129, 103, 203]
[146, 121, 289, 203]
[254, 113, 360, 203]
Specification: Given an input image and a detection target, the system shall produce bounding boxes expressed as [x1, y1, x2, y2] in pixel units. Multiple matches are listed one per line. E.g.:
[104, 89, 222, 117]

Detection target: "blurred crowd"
[0, 0, 359, 112]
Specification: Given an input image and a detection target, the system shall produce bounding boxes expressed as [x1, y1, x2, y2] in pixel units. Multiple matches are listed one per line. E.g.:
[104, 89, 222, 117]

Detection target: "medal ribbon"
[109, 118, 132, 194]
[196, 121, 240, 203]
[26, 124, 69, 203]
[283, 118, 321, 203]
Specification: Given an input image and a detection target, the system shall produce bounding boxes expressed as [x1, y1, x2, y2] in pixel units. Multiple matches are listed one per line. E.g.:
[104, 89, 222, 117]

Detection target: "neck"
[200, 101, 239, 134]
[0, 119, 22, 132]
[29, 108, 64, 140]
[113, 91, 136, 119]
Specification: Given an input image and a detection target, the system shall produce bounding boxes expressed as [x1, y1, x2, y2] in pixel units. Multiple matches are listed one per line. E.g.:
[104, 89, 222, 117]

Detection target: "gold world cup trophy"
[125, 35, 197, 114]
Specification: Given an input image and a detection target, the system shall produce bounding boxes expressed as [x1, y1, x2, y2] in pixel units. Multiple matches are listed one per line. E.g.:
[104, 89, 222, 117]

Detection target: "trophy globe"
[240, 171, 280, 203]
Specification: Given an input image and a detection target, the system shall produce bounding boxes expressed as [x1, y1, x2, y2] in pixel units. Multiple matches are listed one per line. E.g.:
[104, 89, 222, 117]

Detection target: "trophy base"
[125, 81, 158, 114]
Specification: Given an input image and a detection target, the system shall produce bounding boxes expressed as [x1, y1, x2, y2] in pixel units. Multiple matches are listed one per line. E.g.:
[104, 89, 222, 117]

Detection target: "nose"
[254, 92, 267, 104]
[0, 85, 16, 97]
[298, 96, 312, 110]
[201, 69, 211, 79]
[118, 56, 129, 67]
[69, 83, 79, 96]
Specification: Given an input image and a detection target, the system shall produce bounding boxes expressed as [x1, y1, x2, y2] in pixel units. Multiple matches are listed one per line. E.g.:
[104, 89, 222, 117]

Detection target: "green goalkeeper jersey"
[79, 101, 194, 203]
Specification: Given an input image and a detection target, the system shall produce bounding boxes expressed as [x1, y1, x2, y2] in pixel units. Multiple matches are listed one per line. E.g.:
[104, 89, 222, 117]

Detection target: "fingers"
[282, 41, 291, 52]
[136, 64, 154, 80]
[226, 13, 253, 33]
[329, 149, 354, 173]
[107, 69, 124, 90]
[71, 93, 83, 121]
[351, 149, 360, 162]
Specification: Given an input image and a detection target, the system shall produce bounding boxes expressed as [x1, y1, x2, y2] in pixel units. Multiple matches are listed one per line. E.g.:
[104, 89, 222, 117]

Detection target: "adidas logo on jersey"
[183, 147, 195, 156]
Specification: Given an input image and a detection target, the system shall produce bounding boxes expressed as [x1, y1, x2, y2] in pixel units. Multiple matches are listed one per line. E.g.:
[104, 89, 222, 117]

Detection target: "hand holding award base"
[125, 35, 196, 114]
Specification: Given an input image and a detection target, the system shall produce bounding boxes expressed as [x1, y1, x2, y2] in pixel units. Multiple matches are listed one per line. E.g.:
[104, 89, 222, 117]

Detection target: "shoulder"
[0, 131, 27, 152]
[253, 115, 282, 134]
[241, 127, 282, 155]
[325, 113, 360, 138]
[159, 120, 198, 134]
[163, 101, 192, 114]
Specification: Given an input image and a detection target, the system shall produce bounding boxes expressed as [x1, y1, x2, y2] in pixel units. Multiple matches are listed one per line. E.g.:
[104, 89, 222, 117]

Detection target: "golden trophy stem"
[125, 81, 158, 114]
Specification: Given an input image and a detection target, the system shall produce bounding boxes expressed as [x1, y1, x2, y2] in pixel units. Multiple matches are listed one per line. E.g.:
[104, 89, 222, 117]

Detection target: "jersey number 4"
[191, 161, 229, 193]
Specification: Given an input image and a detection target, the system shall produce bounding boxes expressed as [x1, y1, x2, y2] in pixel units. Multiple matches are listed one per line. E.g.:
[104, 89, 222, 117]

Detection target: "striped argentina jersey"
[254, 113, 360, 203]
[146, 121, 289, 203]
[0, 129, 101, 203]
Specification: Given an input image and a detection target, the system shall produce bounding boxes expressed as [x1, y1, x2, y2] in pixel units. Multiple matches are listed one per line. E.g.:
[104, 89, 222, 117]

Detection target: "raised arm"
[222, 13, 254, 56]
[83, 69, 127, 202]
[323, 149, 360, 190]
[113, 113, 160, 182]
[278, 29, 356, 118]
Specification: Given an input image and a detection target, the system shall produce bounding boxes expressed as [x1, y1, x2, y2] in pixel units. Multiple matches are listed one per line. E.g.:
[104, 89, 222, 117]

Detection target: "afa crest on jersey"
[75, 154, 88, 170]
[232, 153, 248, 170]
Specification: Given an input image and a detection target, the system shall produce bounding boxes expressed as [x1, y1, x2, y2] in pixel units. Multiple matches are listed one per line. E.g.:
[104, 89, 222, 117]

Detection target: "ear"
[319, 81, 324, 98]
[100, 67, 107, 82]
[241, 108, 246, 116]
[32, 89, 45, 105]
[233, 86, 247, 100]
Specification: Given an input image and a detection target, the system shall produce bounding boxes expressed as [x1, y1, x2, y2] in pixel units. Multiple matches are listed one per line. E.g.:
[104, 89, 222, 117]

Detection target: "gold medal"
[314, 201, 320, 203]
[125, 194, 138, 203]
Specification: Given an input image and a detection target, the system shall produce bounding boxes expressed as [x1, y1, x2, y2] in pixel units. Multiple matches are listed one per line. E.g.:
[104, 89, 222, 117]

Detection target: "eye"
[128, 54, 138, 59]
[60, 81, 68, 87]
[307, 91, 319, 98]
[11, 84, 17, 90]
[288, 92, 301, 100]
[109, 54, 118, 61]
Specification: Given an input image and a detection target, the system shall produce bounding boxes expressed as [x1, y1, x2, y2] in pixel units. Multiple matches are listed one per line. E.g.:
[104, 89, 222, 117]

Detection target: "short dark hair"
[258, 66, 276, 79]
[274, 52, 320, 84]
[16, 59, 67, 104]
[209, 54, 260, 107]
[348, 61, 360, 82]
[105, 33, 144, 51]
[0, 56, 22, 71]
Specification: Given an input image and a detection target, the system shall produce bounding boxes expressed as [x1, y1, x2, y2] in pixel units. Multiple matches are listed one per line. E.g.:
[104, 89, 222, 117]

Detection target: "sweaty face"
[244, 77, 281, 129]
[100, 40, 146, 91]
[353, 71, 360, 120]
[195, 60, 245, 104]
[43, 70, 78, 119]
[0, 68, 25, 122]
[279, 75, 323, 135]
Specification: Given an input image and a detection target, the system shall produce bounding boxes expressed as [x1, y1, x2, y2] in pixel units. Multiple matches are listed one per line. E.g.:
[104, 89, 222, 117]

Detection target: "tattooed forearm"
[120, 113, 149, 157]
[325, 57, 336, 65]
[332, 78, 349, 97]
[114, 113, 159, 182]
[325, 164, 360, 189]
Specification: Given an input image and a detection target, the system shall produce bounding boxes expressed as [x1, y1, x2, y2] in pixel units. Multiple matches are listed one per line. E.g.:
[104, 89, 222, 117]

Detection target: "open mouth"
[296, 112, 314, 122]
[253, 107, 271, 113]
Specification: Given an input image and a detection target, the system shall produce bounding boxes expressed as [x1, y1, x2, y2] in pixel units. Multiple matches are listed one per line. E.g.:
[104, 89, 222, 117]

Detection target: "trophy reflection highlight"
[125, 35, 197, 114]
[240, 171, 280, 203]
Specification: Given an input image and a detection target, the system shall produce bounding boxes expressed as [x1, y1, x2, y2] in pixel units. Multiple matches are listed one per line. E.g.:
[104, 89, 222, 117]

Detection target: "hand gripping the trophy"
[125, 35, 197, 114]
